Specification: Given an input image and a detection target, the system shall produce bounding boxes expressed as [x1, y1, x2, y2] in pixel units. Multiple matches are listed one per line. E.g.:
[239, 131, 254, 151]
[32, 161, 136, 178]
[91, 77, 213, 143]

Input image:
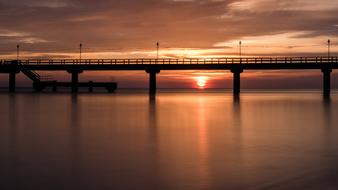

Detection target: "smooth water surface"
[0, 91, 338, 190]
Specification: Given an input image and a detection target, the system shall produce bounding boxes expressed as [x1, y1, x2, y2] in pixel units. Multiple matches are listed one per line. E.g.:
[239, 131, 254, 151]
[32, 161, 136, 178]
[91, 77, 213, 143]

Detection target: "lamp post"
[239, 41, 242, 58]
[156, 42, 159, 59]
[16, 44, 20, 61]
[239, 41, 242, 64]
[80, 43, 82, 60]
[327, 39, 331, 58]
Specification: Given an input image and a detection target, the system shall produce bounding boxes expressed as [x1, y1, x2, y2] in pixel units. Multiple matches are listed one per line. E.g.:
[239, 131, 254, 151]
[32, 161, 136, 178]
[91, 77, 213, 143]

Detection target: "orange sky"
[0, 0, 338, 89]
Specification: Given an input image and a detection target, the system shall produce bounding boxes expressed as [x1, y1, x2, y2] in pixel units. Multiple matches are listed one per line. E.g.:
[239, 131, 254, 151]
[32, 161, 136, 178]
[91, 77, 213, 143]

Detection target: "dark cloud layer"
[0, 0, 337, 55]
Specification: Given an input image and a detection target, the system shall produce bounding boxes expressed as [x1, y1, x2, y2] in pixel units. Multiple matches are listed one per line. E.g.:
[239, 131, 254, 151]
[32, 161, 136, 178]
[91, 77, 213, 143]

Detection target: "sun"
[195, 76, 208, 89]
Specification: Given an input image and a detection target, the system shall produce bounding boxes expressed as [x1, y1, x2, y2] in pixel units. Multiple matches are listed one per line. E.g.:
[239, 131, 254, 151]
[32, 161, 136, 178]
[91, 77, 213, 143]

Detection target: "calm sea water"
[0, 91, 338, 190]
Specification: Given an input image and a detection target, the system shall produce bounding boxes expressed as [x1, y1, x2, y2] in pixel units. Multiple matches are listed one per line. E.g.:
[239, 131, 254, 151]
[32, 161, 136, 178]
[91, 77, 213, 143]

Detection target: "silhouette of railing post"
[322, 67, 332, 97]
[146, 69, 160, 95]
[67, 69, 83, 93]
[231, 68, 243, 96]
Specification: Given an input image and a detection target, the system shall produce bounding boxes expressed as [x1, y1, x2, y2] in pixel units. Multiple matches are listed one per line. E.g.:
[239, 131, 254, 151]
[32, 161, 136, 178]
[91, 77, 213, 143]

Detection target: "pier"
[0, 57, 337, 96]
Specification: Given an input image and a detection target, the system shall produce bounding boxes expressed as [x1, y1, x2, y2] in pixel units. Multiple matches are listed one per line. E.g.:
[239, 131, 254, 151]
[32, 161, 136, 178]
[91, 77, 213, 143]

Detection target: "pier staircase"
[21, 70, 54, 91]
[22, 70, 42, 82]
[22, 70, 53, 82]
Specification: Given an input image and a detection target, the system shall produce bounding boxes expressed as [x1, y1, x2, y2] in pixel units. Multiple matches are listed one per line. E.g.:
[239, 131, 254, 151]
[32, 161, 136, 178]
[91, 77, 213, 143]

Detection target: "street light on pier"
[156, 42, 159, 59]
[80, 43, 83, 61]
[16, 44, 20, 61]
[327, 39, 331, 58]
[239, 41, 242, 64]
[239, 41, 242, 58]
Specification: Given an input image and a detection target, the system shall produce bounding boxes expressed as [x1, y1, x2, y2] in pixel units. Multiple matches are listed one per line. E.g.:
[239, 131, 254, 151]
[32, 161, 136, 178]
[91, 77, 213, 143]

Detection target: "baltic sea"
[0, 90, 337, 190]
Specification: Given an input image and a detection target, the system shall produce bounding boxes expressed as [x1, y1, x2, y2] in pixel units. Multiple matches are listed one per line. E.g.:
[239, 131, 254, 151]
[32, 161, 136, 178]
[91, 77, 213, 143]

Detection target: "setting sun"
[195, 76, 208, 89]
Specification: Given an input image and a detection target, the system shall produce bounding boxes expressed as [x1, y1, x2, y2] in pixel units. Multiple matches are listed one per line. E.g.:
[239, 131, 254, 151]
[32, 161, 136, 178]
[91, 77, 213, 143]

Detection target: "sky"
[0, 0, 338, 89]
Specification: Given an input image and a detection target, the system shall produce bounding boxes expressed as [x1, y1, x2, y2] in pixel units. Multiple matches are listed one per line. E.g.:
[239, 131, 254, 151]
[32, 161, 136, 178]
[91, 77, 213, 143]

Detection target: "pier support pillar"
[146, 69, 160, 95]
[88, 81, 93, 92]
[322, 67, 332, 97]
[52, 81, 57, 92]
[9, 72, 16, 93]
[231, 68, 243, 96]
[68, 70, 83, 93]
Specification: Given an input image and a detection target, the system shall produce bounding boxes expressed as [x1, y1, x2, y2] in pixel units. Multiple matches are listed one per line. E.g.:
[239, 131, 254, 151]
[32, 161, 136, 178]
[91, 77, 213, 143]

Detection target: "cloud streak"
[0, 0, 337, 58]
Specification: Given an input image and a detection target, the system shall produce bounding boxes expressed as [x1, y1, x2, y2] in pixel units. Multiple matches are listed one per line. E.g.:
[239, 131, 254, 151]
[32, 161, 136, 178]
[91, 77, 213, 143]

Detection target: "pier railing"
[1, 57, 338, 65]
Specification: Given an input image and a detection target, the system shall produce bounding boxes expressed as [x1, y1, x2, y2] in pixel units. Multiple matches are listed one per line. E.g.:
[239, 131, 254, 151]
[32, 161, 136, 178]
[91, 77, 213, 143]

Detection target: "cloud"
[0, 30, 29, 37]
[0, 0, 70, 8]
[229, 0, 338, 12]
[0, 0, 337, 58]
[0, 30, 49, 46]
